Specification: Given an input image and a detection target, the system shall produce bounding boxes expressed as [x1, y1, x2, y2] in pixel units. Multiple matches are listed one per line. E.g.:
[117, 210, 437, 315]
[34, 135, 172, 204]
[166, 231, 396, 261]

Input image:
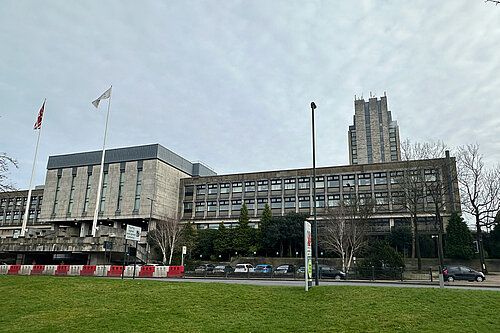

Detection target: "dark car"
[443, 265, 485, 282]
[313, 264, 346, 280]
[213, 265, 234, 274]
[194, 263, 215, 273]
[275, 264, 295, 274]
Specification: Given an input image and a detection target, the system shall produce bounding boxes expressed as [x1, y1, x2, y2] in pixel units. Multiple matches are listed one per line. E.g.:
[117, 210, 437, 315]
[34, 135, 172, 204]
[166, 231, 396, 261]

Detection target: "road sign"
[103, 241, 113, 250]
[182, 246, 187, 255]
[125, 224, 141, 241]
[304, 221, 312, 291]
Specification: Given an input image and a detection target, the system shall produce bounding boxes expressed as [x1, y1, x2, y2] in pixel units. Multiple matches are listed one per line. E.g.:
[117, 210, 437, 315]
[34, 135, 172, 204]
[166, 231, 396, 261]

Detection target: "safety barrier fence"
[0, 265, 182, 278]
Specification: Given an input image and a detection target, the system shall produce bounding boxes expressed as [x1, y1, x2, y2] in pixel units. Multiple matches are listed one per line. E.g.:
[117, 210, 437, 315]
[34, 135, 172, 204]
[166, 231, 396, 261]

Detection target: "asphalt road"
[146, 277, 500, 291]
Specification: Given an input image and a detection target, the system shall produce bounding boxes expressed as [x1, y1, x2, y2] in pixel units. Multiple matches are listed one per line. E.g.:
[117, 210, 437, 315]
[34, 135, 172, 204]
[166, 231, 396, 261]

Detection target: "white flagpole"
[92, 86, 112, 237]
[21, 99, 46, 237]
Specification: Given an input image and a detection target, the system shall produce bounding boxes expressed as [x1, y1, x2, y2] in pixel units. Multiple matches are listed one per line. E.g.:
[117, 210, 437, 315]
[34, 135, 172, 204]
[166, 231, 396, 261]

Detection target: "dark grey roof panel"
[46, 144, 217, 176]
[192, 162, 217, 177]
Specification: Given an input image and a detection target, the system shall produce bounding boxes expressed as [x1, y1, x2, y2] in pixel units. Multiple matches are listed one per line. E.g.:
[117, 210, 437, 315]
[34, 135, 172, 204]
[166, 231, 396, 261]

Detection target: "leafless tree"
[398, 139, 453, 270]
[0, 153, 18, 192]
[148, 216, 183, 265]
[457, 144, 500, 273]
[485, 0, 500, 5]
[320, 194, 374, 273]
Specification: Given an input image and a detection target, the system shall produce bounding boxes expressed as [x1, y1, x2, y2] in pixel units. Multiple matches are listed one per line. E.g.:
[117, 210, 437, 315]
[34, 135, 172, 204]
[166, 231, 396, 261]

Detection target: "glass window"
[315, 195, 325, 208]
[83, 174, 92, 213]
[327, 194, 340, 207]
[220, 183, 230, 194]
[342, 174, 355, 187]
[68, 174, 77, 214]
[358, 173, 371, 186]
[257, 198, 268, 209]
[133, 171, 140, 211]
[219, 200, 229, 211]
[391, 154, 398, 161]
[52, 175, 61, 214]
[284, 197, 295, 208]
[343, 193, 352, 206]
[271, 179, 282, 191]
[197, 184, 206, 195]
[327, 175, 340, 188]
[183, 202, 193, 213]
[116, 171, 125, 211]
[390, 171, 404, 184]
[195, 202, 204, 212]
[245, 199, 255, 210]
[390, 146, 397, 151]
[284, 178, 296, 190]
[424, 169, 437, 182]
[298, 177, 310, 189]
[359, 193, 371, 205]
[315, 176, 324, 189]
[375, 192, 388, 205]
[271, 197, 282, 209]
[391, 191, 405, 204]
[245, 181, 255, 192]
[258, 180, 269, 191]
[207, 201, 217, 212]
[298, 196, 310, 208]
[184, 185, 194, 197]
[232, 182, 242, 193]
[208, 184, 218, 195]
[374, 172, 387, 185]
[232, 199, 242, 210]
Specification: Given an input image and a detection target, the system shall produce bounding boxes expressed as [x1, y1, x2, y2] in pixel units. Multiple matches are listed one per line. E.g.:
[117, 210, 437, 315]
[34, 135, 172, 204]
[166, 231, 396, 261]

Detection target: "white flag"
[92, 86, 112, 108]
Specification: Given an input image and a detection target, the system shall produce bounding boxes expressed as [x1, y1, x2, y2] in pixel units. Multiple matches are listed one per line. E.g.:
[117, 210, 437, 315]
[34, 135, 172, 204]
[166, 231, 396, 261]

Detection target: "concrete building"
[348, 95, 401, 165]
[0, 144, 215, 264]
[0, 143, 459, 265]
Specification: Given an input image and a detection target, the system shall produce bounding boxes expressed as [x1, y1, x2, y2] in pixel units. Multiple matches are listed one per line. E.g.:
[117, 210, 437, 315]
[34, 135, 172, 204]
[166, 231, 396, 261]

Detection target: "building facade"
[0, 143, 460, 265]
[348, 95, 401, 165]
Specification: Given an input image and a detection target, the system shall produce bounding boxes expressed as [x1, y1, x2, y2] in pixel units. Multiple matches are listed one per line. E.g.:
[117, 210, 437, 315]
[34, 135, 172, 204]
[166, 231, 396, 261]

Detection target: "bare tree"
[148, 216, 183, 265]
[398, 139, 452, 270]
[485, 0, 500, 5]
[457, 144, 500, 273]
[321, 193, 374, 273]
[0, 153, 18, 192]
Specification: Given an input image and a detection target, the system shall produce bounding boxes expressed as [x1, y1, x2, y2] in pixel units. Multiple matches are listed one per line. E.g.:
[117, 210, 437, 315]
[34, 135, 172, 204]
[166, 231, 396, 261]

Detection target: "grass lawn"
[0, 276, 498, 332]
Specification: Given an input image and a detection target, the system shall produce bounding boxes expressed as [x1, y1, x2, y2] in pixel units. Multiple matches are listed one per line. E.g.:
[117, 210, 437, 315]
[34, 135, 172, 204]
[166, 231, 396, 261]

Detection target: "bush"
[361, 240, 405, 269]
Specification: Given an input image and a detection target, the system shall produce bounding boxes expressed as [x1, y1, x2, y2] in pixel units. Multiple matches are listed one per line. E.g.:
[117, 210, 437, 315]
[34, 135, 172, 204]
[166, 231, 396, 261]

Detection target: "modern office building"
[348, 94, 401, 165]
[0, 143, 459, 264]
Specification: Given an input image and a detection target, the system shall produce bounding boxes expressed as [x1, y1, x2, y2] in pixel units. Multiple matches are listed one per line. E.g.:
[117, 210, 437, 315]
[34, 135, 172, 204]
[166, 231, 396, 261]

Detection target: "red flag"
[34, 100, 45, 130]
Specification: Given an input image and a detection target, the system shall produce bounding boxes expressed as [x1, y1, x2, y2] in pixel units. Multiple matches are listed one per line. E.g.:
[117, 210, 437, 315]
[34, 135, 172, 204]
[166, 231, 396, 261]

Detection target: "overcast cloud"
[1, 1, 499, 189]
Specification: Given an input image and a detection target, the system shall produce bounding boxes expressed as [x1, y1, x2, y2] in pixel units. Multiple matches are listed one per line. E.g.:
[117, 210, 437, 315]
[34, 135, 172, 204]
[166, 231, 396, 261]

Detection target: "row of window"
[0, 196, 43, 210]
[0, 210, 41, 224]
[185, 170, 440, 197]
[183, 191, 438, 214]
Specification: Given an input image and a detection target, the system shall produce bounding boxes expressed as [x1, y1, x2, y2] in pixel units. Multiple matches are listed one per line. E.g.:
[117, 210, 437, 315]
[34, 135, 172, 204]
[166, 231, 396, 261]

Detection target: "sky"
[1, 1, 499, 190]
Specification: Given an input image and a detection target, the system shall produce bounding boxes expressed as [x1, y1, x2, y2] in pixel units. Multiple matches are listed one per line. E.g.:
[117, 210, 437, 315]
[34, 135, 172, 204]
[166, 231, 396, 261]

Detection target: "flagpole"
[91, 86, 112, 237]
[21, 99, 46, 237]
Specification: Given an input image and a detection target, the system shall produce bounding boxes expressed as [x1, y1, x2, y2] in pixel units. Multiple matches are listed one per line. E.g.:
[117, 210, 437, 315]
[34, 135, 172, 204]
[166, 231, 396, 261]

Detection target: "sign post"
[182, 246, 187, 267]
[123, 225, 141, 279]
[304, 221, 312, 291]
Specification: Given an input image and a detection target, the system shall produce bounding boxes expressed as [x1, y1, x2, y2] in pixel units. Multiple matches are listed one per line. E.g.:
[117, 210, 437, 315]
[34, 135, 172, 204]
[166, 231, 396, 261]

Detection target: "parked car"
[195, 263, 215, 273]
[443, 265, 485, 282]
[275, 264, 295, 274]
[234, 263, 254, 273]
[313, 264, 346, 280]
[297, 266, 305, 274]
[213, 265, 234, 273]
[254, 264, 273, 273]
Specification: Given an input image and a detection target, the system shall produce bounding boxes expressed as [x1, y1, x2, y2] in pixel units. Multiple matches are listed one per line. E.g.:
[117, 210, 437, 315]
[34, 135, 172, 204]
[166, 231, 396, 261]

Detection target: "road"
[145, 277, 500, 291]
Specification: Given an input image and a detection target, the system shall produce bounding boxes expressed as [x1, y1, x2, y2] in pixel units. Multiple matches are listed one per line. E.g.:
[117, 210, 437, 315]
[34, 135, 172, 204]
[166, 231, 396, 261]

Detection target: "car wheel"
[447, 276, 455, 282]
[476, 276, 483, 282]
[334, 275, 341, 280]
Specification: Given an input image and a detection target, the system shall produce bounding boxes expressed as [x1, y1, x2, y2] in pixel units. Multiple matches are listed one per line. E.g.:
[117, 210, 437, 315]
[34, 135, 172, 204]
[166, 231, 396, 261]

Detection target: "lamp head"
[311, 102, 317, 110]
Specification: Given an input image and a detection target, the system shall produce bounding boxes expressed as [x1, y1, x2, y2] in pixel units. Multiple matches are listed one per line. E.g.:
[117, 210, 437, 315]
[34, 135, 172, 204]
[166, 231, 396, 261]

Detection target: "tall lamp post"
[311, 101, 319, 286]
[146, 197, 155, 264]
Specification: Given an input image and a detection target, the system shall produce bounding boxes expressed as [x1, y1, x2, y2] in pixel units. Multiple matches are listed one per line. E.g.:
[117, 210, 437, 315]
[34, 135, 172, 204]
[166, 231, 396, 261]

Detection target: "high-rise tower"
[348, 94, 400, 165]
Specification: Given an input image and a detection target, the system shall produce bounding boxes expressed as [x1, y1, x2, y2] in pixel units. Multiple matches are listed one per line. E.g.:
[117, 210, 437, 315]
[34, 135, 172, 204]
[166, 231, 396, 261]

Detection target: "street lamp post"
[311, 101, 319, 286]
[146, 197, 155, 264]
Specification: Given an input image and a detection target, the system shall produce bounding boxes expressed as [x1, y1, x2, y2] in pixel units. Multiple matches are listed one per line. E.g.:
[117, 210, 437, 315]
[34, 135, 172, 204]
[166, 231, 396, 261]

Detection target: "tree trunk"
[413, 215, 422, 271]
[475, 214, 488, 273]
[410, 216, 416, 259]
[435, 204, 445, 268]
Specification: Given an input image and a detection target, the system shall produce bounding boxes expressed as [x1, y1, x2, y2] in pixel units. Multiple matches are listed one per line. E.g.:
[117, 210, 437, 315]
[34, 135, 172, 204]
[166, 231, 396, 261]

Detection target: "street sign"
[182, 246, 187, 255]
[103, 241, 113, 250]
[304, 221, 312, 291]
[125, 224, 141, 241]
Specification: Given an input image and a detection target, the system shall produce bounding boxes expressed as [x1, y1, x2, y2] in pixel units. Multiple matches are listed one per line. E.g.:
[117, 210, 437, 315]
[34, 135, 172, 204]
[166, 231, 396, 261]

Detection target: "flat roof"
[47, 144, 216, 177]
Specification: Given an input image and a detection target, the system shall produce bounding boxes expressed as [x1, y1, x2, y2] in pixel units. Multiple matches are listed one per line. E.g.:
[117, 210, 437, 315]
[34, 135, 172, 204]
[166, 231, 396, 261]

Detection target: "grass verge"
[0, 276, 498, 332]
